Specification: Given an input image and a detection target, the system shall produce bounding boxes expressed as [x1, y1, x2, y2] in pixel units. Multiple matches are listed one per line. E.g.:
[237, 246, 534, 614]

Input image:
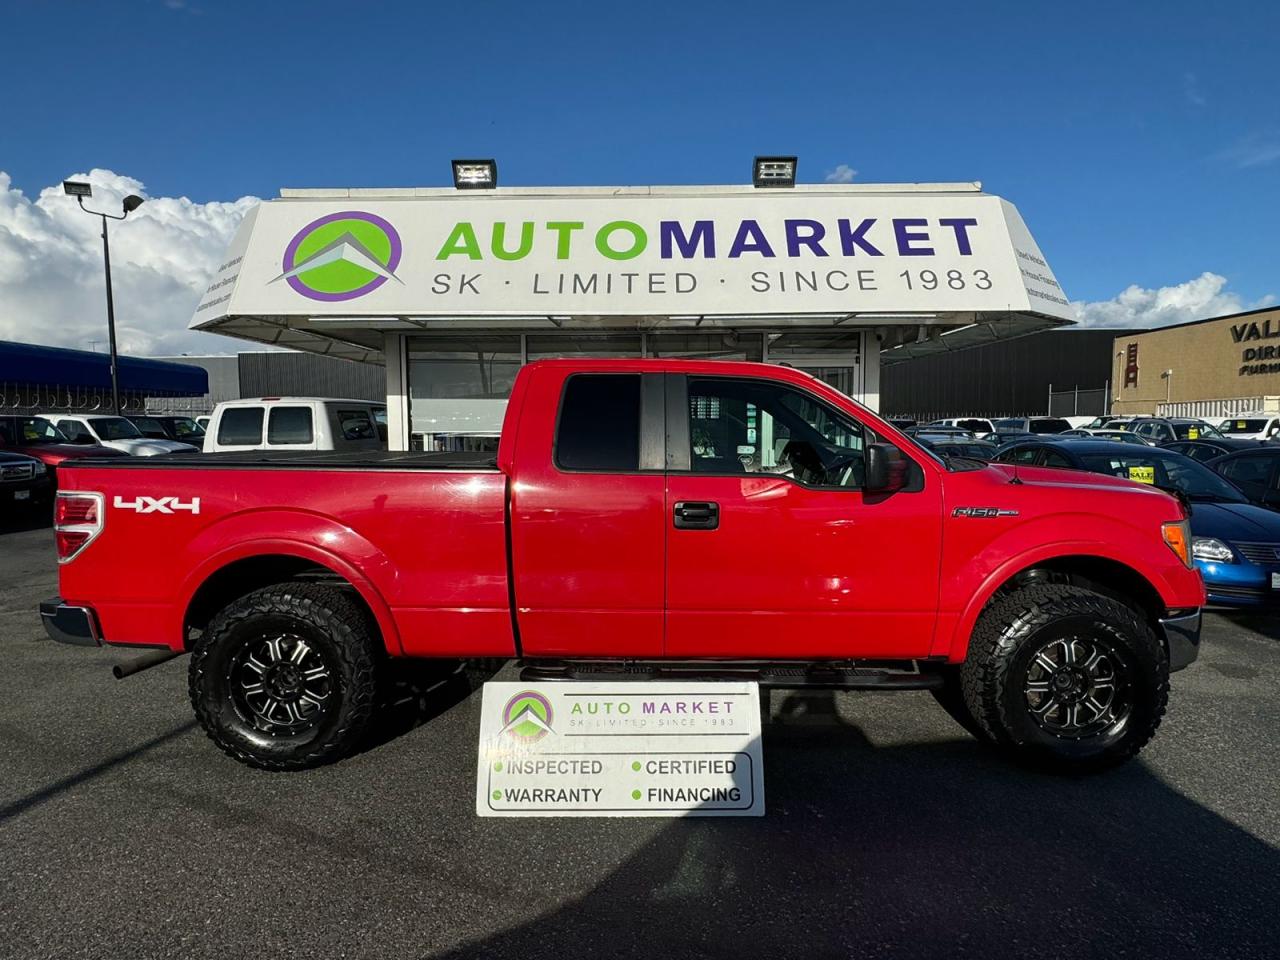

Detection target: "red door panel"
[509, 367, 665, 657]
[665, 474, 942, 659]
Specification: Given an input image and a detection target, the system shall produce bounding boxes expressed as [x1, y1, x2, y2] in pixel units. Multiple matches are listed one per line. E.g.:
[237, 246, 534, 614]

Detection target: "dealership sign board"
[191, 187, 1073, 333]
[475, 682, 764, 817]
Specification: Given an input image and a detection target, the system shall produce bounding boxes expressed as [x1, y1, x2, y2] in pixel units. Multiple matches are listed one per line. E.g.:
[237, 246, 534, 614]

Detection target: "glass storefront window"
[766, 331, 861, 397]
[648, 332, 763, 362]
[407, 336, 520, 451]
[526, 334, 641, 360]
[407, 336, 521, 399]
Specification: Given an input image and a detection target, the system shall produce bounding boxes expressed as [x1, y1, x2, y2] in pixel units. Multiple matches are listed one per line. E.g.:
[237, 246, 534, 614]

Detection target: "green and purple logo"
[274, 211, 402, 302]
[499, 690, 554, 742]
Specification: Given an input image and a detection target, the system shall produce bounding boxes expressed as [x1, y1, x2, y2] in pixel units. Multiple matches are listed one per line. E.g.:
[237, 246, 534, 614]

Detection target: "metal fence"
[1047, 385, 1109, 418]
[0, 382, 188, 416]
[1157, 397, 1280, 419]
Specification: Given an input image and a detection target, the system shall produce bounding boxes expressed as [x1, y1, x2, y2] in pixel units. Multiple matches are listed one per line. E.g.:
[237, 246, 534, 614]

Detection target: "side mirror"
[865, 442, 908, 494]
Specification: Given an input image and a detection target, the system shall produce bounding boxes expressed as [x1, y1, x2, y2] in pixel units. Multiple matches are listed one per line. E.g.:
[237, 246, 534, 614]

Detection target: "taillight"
[55, 492, 104, 563]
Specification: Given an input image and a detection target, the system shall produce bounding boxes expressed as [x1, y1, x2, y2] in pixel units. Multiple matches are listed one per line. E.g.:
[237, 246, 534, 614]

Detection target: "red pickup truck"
[42, 359, 1204, 773]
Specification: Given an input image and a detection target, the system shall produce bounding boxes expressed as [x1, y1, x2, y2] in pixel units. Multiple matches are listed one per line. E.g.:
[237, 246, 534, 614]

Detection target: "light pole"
[63, 181, 145, 415]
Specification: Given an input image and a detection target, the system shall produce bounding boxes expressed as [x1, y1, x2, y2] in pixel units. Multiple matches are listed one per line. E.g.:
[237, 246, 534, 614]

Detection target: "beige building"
[1111, 306, 1280, 416]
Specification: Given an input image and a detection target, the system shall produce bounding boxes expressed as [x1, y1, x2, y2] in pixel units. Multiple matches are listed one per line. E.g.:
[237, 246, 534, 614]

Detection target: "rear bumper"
[1159, 609, 1201, 672]
[39, 597, 101, 647]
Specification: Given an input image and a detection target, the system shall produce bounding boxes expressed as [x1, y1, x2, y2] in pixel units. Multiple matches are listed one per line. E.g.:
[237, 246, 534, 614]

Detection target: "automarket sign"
[475, 681, 765, 817]
[192, 190, 1072, 324]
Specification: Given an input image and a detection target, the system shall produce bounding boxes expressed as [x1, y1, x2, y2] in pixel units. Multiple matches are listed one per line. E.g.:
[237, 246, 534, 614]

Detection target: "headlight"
[1191, 537, 1235, 563]
[32, 461, 46, 475]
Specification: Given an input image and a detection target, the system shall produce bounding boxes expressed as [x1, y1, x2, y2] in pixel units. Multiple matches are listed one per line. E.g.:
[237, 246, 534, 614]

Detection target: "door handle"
[674, 501, 719, 530]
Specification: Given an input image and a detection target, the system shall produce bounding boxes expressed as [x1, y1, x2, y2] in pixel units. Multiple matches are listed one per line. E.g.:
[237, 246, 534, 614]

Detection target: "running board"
[518, 659, 944, 690]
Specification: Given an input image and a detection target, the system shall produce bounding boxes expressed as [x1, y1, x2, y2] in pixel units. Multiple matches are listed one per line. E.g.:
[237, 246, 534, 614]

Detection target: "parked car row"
[987, 437, 1280, 608]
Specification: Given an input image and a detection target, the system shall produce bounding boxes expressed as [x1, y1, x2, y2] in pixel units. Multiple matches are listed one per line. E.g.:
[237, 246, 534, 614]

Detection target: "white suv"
[47, 414, 199, 457]
[203, 398, 387, 453]
[1215, 413, 1280, 441]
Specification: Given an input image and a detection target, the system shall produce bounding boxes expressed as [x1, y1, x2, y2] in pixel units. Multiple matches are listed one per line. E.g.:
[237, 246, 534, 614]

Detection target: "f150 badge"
[952, 506, 1019, 518]
[113, 495, 201, 515]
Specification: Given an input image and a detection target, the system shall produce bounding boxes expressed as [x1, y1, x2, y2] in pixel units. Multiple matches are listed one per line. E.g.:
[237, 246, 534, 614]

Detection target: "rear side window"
[1030, 418, 1071, 434]
[267, 407, 314, 445]
[556, 374, 641, 472]
[337, 409, 376, 441]
[1217, 456, 1274, 499]
[218, 407, 264, 445]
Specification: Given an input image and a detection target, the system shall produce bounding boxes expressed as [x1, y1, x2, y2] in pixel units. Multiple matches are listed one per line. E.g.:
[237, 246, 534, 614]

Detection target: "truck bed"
[71, 449, 499, 471]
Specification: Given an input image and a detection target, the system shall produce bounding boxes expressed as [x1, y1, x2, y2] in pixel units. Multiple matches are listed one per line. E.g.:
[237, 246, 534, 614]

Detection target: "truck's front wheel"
[961, 584, 1168, 773]
[189, 583, 380, 771]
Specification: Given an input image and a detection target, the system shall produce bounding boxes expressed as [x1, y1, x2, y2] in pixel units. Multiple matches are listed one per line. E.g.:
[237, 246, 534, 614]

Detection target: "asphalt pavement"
[1, 520, 1278, 960]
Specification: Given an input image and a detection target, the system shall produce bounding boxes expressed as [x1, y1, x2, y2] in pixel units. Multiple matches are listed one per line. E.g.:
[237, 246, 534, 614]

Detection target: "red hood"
[9, 443, 129, 465]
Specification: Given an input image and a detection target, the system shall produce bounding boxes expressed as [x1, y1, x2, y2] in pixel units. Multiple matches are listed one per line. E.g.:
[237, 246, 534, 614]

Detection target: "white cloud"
[824, 163, 857, 184]
[0, 169, 259, 356]
[1071, 271, 1276, 329]
[1217, 131, 1280, 168]
[1183, 72, 1206, 106]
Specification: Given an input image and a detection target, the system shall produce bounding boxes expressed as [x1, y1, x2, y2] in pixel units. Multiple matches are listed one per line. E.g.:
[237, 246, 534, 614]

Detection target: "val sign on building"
[191, 181, 1073, 451]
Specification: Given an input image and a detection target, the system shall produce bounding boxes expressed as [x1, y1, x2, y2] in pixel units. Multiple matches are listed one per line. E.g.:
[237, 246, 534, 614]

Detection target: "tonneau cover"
[68, 449, 499, 471]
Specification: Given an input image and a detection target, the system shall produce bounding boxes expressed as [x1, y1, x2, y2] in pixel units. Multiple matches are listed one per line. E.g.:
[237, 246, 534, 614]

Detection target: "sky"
[0, 0, 1277, 354]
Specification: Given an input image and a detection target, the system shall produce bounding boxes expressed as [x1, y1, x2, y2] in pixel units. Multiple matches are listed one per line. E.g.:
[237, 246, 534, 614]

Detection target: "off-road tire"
[960, 584, 1168, 773]
[189, 583, 381, 771]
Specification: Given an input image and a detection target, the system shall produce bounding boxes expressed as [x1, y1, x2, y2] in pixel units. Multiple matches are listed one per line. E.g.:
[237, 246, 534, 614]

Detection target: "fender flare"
[177, 536, 403, 656]
[944, 540, 1172, 662]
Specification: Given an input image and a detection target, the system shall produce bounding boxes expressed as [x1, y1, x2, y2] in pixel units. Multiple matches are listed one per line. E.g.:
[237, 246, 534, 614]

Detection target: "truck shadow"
[361, 659, 503, 755]
[432, 690, 1278, 960]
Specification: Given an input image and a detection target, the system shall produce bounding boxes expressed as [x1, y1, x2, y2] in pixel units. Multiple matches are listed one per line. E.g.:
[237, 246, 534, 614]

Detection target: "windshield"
[4, 417, 69, 445]
[1173, 422, 1222, 440]
[1219, 418, 1270, 435]
[1076, 450, 1247, 502]
[91, 417, 143, 440]
[130, 417, 166, 437]
[169, 417, 204, 438]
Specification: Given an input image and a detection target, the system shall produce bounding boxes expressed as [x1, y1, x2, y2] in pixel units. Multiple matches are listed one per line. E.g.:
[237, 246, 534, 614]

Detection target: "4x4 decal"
[113, 496, 201, 515]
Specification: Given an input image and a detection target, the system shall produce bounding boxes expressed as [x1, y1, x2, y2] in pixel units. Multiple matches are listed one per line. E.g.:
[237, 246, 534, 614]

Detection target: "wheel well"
[987, 555, 1167, 626]
[183, 554, 379, 649]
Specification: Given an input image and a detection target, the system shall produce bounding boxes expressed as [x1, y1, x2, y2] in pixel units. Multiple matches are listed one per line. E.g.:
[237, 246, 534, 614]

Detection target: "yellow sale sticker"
[1188, 428, 1200, 439]
[1238, 421, 1247, 429]
[1128, 466, 1156, 484]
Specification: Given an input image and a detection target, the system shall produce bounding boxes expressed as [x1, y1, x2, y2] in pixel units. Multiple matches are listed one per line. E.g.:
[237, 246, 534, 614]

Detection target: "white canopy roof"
[191, 182, 1074, 364]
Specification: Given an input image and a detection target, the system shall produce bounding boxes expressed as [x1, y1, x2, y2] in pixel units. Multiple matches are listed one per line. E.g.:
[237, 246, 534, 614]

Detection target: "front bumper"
[1, 476, 52, 507]
[39, 597, 101, 647]
[1159, 609, 1201, 672]
[1197, 558, 1280, 608]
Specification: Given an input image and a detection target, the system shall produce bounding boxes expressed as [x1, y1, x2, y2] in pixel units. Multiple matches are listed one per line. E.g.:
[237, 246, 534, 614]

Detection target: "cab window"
[267, 407, 314, 445]
[1042, 449, 1074, 469]
[555, 374, 641, 471]
[218, 407, 264, 445]
[686, 377, 868, 487]
[337, 409, 376, 441]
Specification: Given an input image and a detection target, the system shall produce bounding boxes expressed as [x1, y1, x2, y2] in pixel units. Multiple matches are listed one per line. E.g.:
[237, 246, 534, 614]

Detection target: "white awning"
[192, 182, 1073, 362]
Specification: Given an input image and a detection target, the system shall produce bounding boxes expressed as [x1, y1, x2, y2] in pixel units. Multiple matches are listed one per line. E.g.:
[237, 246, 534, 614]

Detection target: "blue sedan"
[994, 439, 1280, 607]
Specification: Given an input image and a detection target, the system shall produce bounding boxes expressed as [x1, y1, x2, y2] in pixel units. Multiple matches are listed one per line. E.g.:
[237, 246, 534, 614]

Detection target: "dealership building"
[191, 170, 1073, 450]
[1110, 305, 1280, 417]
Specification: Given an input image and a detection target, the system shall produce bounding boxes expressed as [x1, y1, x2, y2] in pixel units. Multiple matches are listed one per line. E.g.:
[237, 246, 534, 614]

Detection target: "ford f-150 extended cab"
[41, 359, 1204, 773]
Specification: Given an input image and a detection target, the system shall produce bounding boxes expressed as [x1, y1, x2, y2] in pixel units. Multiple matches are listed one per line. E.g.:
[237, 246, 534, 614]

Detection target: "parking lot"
[1, 520, 1277, 960]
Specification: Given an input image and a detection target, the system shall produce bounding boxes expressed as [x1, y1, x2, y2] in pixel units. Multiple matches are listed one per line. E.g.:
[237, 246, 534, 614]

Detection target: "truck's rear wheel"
[189, 583, 380, 771]
[960, 584, 1168, 773]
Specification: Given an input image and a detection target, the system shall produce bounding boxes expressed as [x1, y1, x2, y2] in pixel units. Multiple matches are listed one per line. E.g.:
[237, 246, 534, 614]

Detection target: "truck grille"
[0, 463, 34, 482]
[1233, 542, 1280, 565]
